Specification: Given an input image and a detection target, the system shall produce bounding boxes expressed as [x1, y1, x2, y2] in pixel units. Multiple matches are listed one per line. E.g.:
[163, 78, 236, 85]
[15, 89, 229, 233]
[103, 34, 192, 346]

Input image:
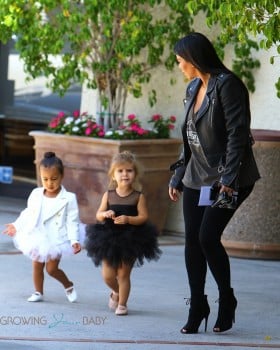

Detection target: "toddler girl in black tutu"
[85, 151, 161, 315]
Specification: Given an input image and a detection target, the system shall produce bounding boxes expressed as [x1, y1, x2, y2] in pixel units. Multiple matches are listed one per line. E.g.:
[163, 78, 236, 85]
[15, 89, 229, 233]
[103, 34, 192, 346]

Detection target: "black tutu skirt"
[85, 220, 162, 267]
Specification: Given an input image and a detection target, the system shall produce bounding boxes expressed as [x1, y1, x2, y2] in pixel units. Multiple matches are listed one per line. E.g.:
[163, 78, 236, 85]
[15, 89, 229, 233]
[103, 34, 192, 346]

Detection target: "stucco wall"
[125, 45, 280, 133]
[248, 47, 280, 130]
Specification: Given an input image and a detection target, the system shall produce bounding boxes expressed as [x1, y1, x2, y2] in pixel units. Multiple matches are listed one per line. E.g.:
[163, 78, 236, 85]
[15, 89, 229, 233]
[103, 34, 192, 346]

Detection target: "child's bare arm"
[96, 192, 115, 222]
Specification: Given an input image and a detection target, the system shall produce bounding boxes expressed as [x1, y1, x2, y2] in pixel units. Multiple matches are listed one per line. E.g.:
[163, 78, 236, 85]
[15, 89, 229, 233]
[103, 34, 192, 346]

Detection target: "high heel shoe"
[180, 295, 210, 334]
[213, 288, 237, 333]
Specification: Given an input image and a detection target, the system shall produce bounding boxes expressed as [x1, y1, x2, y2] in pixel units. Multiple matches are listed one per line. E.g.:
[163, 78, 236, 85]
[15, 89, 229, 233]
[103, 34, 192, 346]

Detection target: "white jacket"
[13, 186, 80, 245]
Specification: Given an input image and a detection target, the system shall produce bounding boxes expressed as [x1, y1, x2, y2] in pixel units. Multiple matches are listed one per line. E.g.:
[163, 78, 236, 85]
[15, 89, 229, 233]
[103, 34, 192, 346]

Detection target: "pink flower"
[48, 111, 177, 140]
[50, 120, 58, 128]
[152, 114, 162, 121]
[137, 128, 148, 135]
[127, 114, 136, 121]
[73, 110, 80, 118]
[85, 127, 92, 135]
[57, 111, 65, 118]
[130, 123, 140, 131]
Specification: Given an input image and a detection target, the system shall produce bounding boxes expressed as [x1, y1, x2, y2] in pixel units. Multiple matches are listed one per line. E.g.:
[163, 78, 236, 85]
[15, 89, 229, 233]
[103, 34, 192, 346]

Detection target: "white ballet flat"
[27, 291, 43, 302]
[65, 286, 77, 303]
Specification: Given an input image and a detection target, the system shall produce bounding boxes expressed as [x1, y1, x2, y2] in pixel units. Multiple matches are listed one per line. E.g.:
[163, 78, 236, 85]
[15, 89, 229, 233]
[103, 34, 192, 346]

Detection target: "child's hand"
[72, 242, 81, 254]
[113, 215, 129, 225]
[103, 210, 116, 219]
[3, 224, 16, 237]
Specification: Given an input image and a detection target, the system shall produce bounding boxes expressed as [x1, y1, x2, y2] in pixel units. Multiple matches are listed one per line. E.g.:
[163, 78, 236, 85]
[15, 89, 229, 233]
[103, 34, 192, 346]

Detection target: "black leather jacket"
[170, 73, 260, 190]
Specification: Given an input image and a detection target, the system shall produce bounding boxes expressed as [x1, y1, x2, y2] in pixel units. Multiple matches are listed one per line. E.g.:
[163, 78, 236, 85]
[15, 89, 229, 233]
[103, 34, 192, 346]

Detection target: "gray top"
[182, 106, 220, 190]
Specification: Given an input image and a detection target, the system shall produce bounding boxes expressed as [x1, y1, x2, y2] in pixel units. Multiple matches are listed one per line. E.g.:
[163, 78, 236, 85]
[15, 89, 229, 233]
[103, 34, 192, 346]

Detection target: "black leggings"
[183, 185, 254, 297]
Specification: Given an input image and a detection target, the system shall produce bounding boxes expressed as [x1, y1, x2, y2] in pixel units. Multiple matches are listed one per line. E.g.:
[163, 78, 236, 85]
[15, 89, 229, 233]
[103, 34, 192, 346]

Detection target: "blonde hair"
[108, 151, 142, 191]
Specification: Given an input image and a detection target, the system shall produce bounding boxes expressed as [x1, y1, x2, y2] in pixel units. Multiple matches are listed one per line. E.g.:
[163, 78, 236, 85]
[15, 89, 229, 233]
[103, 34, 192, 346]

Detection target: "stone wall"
[222, 130, 280, 259]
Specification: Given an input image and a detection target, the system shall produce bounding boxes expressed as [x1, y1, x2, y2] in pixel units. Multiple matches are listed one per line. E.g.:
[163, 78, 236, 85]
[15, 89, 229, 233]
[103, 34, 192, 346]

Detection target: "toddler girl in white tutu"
[3, 152, 81, 302]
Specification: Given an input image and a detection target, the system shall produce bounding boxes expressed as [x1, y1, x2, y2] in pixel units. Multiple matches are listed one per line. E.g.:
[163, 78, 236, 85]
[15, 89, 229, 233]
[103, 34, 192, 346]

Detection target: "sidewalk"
[0, 195, 279, 350]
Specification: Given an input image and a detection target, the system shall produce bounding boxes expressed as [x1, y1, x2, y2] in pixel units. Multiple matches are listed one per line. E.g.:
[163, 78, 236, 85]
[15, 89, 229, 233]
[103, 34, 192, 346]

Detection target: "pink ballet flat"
[108, 292, 119, 310]
[115, 305, 128, 316]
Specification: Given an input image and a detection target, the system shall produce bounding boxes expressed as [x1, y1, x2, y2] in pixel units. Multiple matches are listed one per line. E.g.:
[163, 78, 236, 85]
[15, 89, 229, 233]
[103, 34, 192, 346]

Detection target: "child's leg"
[46, 259, 73, 289]
[117, 262, 133, 307]
[32, 261, 45, 294]
[102, 259, 119, 294]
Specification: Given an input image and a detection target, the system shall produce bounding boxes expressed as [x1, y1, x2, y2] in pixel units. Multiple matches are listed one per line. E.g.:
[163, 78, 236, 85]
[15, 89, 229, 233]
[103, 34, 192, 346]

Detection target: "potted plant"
[30, 111, 181, 231]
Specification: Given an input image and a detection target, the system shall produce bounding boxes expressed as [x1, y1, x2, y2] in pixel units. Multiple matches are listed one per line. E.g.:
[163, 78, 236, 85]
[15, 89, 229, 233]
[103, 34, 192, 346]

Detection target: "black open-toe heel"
[213, 288, 237, 333]
[180, 295, 210, 334]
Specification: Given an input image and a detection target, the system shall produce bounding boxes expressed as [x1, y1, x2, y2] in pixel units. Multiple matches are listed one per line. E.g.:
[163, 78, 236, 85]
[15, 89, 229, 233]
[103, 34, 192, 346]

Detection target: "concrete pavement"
[0, 195, 279, 350]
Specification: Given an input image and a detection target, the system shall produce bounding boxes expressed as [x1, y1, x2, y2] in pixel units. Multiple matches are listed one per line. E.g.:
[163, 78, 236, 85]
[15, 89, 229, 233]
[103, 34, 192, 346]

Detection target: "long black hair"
[174, 32, 231, 76]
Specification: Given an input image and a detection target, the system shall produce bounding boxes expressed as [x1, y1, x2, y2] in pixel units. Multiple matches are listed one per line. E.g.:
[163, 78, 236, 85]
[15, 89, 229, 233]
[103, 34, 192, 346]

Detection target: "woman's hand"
[169, 187, 181, 202]
[220, 185, 234, 195]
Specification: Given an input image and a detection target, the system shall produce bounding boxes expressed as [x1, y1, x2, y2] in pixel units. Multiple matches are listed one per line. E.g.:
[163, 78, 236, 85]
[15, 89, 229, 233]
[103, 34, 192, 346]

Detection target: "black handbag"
[210, 182, 238, 210]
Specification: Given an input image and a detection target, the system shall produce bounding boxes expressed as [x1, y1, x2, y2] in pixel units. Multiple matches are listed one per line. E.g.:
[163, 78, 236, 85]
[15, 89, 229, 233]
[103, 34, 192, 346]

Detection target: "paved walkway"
[0, 195, 279, 350]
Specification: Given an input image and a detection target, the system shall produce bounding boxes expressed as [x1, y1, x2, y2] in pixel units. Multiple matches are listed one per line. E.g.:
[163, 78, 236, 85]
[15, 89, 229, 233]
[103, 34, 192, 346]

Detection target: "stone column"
[222, 129, 280, 260]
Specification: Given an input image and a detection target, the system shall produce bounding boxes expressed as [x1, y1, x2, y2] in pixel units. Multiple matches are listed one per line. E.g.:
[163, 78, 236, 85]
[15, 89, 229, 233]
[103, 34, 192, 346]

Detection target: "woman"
[169, 32, 260, 334]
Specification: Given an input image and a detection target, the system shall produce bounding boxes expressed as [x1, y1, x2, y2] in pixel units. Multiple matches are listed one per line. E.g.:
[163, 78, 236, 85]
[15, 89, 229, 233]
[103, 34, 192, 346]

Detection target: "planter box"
[29, 131, 182, 233]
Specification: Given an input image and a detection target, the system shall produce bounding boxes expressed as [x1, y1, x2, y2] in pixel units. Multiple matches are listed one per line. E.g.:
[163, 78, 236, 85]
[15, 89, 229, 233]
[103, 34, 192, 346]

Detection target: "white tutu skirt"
[13, 228, 73, 263]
